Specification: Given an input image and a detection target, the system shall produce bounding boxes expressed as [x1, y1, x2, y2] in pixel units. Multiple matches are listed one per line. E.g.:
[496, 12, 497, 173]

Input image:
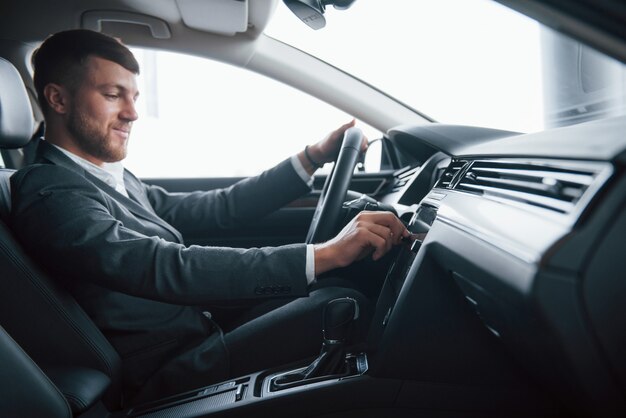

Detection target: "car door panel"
[143, 171, 395, 248]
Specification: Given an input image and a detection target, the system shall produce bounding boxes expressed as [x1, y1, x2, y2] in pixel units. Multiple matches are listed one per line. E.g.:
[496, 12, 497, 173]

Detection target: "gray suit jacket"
[10, 140, 312, 399]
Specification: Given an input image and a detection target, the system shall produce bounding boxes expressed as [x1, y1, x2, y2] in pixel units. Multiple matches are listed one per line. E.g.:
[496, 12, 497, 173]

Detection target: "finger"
[376, 213, 410, 243]
[335, 120, 354, 135]
[360, 223, 394, 256]
[389, 228, 403, 245]
[361, 136, 369, 153]
[328, 120, 357, 146]
[363, 230, 388, 261]
[360, 211, 409, 236]
[363, 222, 392, 242]
[392, 220, 410, 243]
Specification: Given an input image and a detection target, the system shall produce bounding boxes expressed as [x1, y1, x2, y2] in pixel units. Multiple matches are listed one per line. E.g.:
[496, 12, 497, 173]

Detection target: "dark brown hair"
[32, 29, 140, 114]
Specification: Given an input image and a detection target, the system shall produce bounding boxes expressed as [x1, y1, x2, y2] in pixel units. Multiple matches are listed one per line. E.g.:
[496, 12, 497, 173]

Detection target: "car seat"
[0, 56, 122, 415]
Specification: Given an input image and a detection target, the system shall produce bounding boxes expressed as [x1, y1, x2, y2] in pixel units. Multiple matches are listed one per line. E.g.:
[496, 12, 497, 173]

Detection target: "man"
[10, 29, 410, 403]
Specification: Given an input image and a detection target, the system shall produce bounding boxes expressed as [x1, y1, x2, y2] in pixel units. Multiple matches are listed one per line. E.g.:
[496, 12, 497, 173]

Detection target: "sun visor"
[177, 0, 248, 36]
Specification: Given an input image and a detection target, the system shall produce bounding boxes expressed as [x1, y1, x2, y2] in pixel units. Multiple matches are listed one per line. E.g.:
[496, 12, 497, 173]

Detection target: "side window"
[126, 48, 382, 178]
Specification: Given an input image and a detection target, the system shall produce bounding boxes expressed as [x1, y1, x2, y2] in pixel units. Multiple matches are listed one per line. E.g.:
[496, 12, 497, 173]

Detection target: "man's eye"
[105, 94, 119, 99]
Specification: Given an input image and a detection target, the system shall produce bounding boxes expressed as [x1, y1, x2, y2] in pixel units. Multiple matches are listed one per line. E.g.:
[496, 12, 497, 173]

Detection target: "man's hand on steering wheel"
[313, 211, 411, 276]
[298, 119, 369, 175]
[300, 119, 410, 272]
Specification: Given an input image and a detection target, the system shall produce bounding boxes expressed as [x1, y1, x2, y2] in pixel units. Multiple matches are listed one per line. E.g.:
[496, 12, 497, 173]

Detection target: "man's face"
[65, 56, 139, 165]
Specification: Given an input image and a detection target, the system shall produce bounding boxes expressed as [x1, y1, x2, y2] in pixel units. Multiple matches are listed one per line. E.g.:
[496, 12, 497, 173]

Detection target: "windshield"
[265, 0, 626, 133]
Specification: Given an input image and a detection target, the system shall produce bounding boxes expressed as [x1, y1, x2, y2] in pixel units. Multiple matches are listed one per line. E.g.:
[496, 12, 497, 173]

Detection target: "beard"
[67, 105, 129, 163]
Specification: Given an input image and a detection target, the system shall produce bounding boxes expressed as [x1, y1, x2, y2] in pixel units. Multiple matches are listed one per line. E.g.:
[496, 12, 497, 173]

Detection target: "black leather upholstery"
[0, 57, 34, 148]
[0, 205, 123, 407]
[45, 367, 111, 414]
[0, 58, 123, 410]
[0, 325, 71, 418]
[0, 169, 11, 223]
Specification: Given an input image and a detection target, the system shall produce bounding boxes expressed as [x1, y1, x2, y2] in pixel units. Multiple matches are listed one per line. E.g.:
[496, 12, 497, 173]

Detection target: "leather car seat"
[0, 56, 122, 414]
[0, 325, 72, 417]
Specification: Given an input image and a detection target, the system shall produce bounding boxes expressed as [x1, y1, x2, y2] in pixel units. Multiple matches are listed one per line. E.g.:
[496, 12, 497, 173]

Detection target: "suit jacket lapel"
[123, 170, 154, 209]
[36, 140, 184, 243]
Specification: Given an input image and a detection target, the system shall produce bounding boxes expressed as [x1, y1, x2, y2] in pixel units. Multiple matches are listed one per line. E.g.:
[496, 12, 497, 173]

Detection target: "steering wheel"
[306, 127, 364, 244]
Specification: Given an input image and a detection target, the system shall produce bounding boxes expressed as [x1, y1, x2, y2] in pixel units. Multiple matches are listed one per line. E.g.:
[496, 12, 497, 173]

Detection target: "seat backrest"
[0, 325, 71, 418]
[0, 57, 123, 408]
[0, 57, 34, 150]
[0, 168, 11, 223]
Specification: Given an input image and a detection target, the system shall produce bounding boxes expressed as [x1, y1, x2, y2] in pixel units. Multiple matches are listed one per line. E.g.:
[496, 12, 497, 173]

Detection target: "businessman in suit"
[10, 29, 411, 403]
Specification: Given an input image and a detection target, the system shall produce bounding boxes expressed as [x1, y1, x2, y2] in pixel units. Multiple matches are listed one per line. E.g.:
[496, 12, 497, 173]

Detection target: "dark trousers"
[131, 283, 369, 405]
[224, 284, 370, 378]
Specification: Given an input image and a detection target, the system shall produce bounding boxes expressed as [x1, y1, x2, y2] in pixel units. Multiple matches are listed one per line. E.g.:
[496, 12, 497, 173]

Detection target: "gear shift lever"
[323, 297, 360, 341]
[273, 297, 359, 388]
[302, 297, 359, 378]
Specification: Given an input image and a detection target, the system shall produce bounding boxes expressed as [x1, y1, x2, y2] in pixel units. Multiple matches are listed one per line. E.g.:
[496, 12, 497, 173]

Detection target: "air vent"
[455, 159, 604, 214]
[390, 166, 420, 192]
[435, 159, 468, 189]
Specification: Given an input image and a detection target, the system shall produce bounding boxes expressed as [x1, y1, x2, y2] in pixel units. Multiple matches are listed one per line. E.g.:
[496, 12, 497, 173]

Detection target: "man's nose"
[120, 98, 138, 122]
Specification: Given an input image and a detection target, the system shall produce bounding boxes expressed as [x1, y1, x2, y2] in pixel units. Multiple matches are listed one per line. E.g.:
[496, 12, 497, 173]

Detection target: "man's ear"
[43, 83, 70, 114]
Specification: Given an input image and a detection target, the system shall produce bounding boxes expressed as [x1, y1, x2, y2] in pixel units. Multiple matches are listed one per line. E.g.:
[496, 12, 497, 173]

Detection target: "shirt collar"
[50, 143, 128, 197]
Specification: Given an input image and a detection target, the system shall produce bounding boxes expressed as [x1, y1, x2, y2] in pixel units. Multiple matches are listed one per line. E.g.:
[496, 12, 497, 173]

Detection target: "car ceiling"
[0, 0, 277, 66]
[2, 0, 626, 62]
[1, 0, 625, 134]
[496, 0, 626, 64]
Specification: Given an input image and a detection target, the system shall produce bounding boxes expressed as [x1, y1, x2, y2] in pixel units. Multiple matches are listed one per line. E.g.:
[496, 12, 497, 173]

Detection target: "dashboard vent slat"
[435, 160, 468, 189]
[436, 158, 609, 216]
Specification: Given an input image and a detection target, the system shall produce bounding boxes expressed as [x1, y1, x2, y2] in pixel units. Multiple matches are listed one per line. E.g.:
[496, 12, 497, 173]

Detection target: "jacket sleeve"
[143, 158, 311, 236]
[10, 164, 310, 305]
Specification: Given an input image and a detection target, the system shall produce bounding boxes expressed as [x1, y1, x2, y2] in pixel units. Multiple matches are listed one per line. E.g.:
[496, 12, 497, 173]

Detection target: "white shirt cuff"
[305, 244, 316, 285]
[290, 154, 314, 188]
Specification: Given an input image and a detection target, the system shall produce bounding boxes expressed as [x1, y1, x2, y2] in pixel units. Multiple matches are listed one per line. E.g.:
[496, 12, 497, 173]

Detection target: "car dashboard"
[365, 115, 626, 416]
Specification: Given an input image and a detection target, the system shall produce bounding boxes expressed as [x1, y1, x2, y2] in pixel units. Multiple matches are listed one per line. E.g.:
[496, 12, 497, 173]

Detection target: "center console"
[367, 204, 437, 349]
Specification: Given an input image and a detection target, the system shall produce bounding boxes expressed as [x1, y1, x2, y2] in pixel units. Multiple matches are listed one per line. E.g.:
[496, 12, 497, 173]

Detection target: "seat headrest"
[0, 57, 34, 149]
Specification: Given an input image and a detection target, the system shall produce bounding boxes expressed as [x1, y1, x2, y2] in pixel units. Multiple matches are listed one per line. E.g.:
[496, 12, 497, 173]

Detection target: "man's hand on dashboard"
[313, 211, 411, 276]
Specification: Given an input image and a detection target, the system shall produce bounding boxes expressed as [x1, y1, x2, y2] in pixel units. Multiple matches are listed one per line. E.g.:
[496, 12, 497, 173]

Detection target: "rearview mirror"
[283, 0, 357, 30]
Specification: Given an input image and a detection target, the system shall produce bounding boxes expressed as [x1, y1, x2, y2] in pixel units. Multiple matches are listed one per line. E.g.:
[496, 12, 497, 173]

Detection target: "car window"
[126, 48, 382, 178]
[266, 0, 626, 134]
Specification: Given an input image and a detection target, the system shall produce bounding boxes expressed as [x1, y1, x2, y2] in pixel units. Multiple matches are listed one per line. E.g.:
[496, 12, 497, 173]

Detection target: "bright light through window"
[125, 0, 626, 178]
[126, 49, 380, 178]
[265, 0, 544, 134]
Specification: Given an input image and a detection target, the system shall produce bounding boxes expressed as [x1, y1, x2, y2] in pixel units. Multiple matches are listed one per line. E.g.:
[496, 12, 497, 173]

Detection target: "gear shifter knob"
[323, 297, 359, 342]
[271, 297, 361, 389]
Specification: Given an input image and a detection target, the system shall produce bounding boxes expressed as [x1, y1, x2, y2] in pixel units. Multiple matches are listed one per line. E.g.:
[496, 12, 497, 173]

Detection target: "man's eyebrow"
[97, 83, 124, 90]
[97, 83, 139, 96]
